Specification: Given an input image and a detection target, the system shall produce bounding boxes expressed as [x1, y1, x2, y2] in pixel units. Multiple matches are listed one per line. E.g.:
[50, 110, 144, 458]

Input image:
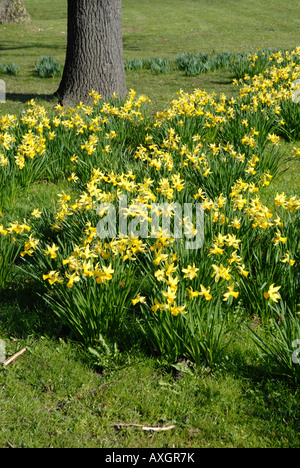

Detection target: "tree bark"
[0, 0, 30, 24]
[56, 0, 127, 107]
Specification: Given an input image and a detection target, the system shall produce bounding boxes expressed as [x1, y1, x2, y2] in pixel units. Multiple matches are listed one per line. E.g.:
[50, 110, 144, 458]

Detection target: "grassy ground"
[0, 0, 300, 449]
[1, 301, 300, 448]
[1, 0, 300, 114]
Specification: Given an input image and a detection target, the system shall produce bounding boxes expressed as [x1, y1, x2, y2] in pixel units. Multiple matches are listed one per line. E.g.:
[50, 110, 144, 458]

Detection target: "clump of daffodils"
[0, 48, 299, 356]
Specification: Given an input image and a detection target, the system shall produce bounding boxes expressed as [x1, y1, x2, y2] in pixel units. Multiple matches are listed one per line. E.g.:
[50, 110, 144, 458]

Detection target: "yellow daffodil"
[199, 284, 212, 301]
[162, 287, 177, 304]
[43, 271, 64, 286]
[223, 283, 239, 301]
[264, 284, 281, 302]
[182, 263, 199, 280]
[280, 252, 295, 266]
[31, 209, 42, 218]
[212, 264, 232, 282]
[43, 243, 59, 259]
[132, 293, 147, 306]
[65, 272, 81, 288]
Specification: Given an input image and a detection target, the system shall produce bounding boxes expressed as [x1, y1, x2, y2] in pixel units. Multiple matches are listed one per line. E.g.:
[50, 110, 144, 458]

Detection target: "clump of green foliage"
[35, 56, 62, 78]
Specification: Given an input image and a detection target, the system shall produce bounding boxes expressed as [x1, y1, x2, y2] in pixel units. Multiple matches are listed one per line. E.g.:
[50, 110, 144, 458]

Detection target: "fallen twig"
[2, 346, 28, 367]
[6, 440, 16, 448]
[1, 339, 38, 367]
[113, 422, 175, 432]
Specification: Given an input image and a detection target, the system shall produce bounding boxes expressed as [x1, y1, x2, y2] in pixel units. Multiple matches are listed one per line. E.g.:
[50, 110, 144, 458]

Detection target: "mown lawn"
[1, 0, 300, 114]
[0, 0, 300, 449]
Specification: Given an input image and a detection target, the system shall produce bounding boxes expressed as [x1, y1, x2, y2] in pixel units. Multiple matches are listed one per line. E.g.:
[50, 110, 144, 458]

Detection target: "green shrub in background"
[149, 57, 171, 74]
[124, 58, 149, 71]
[35, 56, 62, 78]
[124, 57, 171, 74]
[0, 63, 20, 75]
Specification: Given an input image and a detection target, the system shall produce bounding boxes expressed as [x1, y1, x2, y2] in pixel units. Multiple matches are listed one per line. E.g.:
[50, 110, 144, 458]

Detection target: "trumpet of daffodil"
[209, 243, 224, 256]
[274, 192, 287, 207]
[199, 284, 212, 301]
[223, 283, 239, 301]
[226, 234, 241, 249]
[166, 275, 179, 291]
[273, 230, 287, 245]
[267, 133, 280, 145]
[132, 293, 147, 306]
[43, 243, 59, 259]
[280, 251, 296, 266]
[31, 209, 42, 219]
[182, 263, 199, 280]
[187, 287, 200, 299]
[94, 264, 114, 284]
[43, 271, 64, 286]
[0, 225, 7, 235]
[151, 298, 162, 312]
[212, 264, 232, 282]
[170, 303, 187, 316]
[82, 260, 95, 277]
[66, 272, 81, 288]
[264, 284, 281, 302]
[162, 287, 177, 304]
[21, 235, 39, 257]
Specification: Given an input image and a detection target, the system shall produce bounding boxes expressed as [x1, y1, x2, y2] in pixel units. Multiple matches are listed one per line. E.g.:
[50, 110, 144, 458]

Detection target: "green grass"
[122, 0, 300, 56]
[1, 314, 300, 448]
[1, 0, 300, 114]
[0, 0, 300, 448]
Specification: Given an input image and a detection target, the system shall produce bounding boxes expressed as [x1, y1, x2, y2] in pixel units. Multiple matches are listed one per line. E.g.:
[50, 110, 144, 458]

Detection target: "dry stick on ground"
[1, 339, 38, 367]
[2, 346, 28, 367]
[113, 423, 176, 432]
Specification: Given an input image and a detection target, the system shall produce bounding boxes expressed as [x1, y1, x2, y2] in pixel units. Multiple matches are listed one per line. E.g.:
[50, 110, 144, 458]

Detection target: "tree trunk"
[0, 0, 30, 24]
[56, 0, 127, 107]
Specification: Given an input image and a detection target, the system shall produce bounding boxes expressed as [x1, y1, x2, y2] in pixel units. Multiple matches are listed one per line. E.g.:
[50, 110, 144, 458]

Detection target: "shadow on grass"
[0, 282, 65, 340]
[0, 43, 64, 52]
[209, 76, 236, 86]
[6, 92, 57, 104]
